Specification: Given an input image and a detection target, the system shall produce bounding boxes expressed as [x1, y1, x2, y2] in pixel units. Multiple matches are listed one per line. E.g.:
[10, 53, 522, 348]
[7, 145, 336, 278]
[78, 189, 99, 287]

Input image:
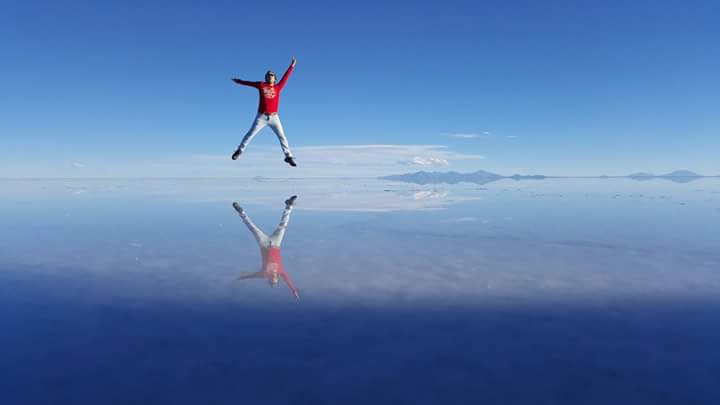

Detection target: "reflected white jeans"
[239, 205, 293, 248]
[238, 113, 293, 157]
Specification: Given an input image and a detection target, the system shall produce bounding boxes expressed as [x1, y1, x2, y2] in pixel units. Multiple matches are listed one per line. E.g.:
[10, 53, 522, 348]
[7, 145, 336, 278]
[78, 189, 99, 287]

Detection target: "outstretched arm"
[276, 57, 296, 90]
[232, 78, 260, 88]
[238, 271, 265, 280]
[280, 272, 300, 299]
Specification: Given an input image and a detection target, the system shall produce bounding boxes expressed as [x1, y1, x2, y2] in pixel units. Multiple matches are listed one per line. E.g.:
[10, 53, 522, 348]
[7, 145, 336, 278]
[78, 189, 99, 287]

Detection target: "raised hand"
[291, 56, 297, 67]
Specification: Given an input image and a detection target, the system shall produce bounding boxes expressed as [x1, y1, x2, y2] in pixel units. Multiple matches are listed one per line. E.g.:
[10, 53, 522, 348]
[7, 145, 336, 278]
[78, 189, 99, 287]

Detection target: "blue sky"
[1, 0, 719, 177]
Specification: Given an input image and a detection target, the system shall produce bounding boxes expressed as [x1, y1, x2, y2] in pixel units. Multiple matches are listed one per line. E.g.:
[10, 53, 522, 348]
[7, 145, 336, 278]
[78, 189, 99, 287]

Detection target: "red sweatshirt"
[263, 246, 299, 298]
[233, 64, 294, 114]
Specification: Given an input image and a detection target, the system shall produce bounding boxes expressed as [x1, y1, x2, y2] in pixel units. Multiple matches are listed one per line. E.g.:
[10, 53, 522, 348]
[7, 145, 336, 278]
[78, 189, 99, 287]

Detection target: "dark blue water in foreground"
[1, 178, 719, 404]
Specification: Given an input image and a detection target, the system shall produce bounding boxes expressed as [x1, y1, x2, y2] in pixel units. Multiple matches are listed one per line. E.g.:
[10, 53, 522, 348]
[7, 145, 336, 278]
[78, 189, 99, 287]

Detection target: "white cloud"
[444, 131, 491, 139]
[9, 178, 482, 212]
[445, 133, 481, 139]
[412, 190, 448, 200]
[452, 217, 479, 222]
[174, 144, 484, 177]
[398, 156, 449, 166]
[292, 144, 483, 172]
[15, 144, 485, 178]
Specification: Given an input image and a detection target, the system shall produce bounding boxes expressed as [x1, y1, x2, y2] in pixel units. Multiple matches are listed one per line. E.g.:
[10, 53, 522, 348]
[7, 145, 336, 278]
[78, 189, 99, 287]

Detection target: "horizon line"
[2, 175, 719, 181]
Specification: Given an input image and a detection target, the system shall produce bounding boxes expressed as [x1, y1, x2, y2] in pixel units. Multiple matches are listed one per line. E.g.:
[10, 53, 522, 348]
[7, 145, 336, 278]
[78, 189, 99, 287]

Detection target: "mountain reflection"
[233, 196, 300, 299]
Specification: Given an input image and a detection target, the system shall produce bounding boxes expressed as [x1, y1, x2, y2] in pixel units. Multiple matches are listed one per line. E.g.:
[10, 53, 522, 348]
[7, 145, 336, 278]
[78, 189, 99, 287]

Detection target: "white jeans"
[238, 113, 293, 157]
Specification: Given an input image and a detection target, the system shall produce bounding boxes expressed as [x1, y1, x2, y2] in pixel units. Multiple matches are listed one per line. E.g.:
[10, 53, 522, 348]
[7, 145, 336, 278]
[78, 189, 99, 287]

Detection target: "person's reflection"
[232, 196, 299, 299]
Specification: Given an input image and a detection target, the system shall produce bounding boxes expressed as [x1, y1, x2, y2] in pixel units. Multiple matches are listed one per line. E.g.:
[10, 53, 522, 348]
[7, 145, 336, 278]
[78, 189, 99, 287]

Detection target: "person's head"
[265, 70, 276, 84]
[267, 264, 279, 287]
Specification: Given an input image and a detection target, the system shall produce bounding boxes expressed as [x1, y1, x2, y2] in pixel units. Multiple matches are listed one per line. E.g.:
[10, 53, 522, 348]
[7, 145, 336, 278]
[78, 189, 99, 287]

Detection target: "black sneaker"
[231, 149, 242, 160]
[285, 195, 297, 208]
[284, 156, 297, 167]
[232, 202, 244, 215]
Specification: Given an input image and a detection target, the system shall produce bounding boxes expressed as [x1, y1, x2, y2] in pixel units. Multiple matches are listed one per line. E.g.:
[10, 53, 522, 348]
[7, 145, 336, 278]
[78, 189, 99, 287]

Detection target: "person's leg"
[268, 204, 293, 247]
[268, 115, 293, 157]
[233, 203, 270, 247]
[237, 113, 268, 153]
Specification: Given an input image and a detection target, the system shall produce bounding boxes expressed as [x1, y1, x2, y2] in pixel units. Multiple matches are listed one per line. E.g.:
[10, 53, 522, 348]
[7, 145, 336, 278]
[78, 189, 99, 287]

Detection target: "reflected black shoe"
[232, 202, 244, 215]
[231, 149, 242, 160]
[284, 156, 297, 167]
[285, 195, 297, 208]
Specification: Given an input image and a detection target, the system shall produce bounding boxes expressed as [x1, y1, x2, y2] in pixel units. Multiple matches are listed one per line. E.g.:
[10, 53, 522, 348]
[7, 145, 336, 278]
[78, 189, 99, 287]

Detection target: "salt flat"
[1, 177, 719, 404]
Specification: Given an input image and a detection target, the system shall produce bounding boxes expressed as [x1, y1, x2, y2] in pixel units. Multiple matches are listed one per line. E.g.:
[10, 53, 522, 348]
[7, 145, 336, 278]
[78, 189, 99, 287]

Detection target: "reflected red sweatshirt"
[263, 246, 298, 297]
[233, 64, 294, 114]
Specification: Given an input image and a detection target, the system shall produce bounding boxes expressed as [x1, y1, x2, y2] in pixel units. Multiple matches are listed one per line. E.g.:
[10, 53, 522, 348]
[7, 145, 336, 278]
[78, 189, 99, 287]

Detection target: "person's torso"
[261, 246, 284, 274]
[257, 83, 282, 112]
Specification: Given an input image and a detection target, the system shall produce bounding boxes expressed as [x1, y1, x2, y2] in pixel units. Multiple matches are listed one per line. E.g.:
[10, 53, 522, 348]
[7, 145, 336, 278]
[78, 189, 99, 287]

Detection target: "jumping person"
[231, 57, 297, 167]
[232, 196, 300, 299]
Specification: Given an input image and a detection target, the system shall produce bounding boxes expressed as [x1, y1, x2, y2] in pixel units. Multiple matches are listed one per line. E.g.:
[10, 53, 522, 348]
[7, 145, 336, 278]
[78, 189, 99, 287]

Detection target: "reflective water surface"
[1, 178, 719, 404]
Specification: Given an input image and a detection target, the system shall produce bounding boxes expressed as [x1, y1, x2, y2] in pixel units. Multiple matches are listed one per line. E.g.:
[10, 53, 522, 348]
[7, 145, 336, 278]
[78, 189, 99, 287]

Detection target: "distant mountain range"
[380, 170, 546, 185]
[627, 170, 704, 183]
[628, 170, 702, 178]
[381, 169, 712, 185]
[627, 172, 655, 178]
